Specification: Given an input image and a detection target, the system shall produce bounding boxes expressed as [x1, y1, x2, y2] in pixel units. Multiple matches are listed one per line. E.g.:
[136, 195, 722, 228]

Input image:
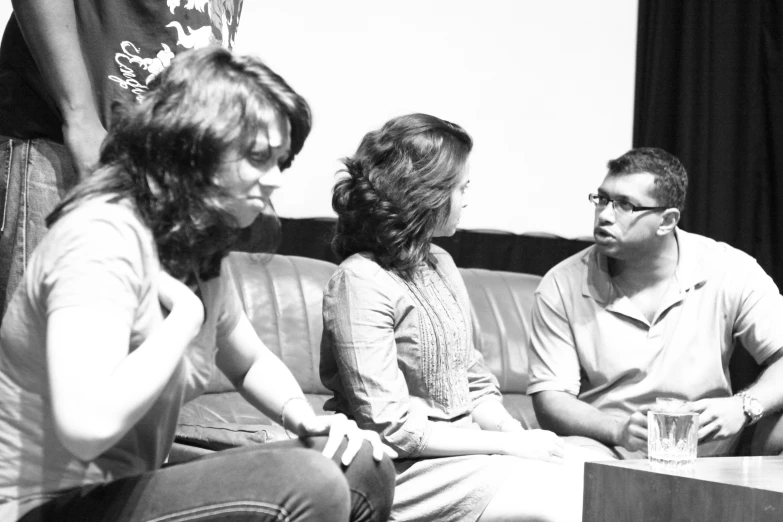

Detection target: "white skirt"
[391, 453, 521, 522]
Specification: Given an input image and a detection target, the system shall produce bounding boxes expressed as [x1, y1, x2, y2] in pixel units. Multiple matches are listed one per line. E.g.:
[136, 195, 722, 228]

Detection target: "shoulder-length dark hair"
[47, 45, 311, 281]
[331, 113, 472, 279]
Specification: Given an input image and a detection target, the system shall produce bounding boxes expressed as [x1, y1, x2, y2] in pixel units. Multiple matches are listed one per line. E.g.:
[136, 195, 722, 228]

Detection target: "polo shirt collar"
[581, 227, 709, 305]
[672, 228, 709, 291]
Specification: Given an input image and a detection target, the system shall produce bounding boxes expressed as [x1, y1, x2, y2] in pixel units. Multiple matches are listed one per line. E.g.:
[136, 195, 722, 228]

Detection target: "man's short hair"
[607, 147, 688, 211]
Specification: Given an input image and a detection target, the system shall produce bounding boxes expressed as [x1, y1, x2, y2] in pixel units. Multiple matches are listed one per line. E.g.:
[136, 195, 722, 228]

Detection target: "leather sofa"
[171, 251, 543, 461]
[171, 250, 772, 462]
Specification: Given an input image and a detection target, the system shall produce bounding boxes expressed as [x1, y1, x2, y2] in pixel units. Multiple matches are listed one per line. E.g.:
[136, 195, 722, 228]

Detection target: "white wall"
[0, 4, 9, 45]
[234, 1, 638, 239]
[0, 1, 637, 239]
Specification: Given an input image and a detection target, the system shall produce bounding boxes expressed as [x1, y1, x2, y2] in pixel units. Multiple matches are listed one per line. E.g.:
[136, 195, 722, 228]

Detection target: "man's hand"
[62, 113, 107, 181]
[690, 396, 747, 441]
[615, 406, 650, 452]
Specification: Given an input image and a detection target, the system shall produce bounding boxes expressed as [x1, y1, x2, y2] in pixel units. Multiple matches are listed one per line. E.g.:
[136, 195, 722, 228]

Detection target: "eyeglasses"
[588, 193, 669, 214]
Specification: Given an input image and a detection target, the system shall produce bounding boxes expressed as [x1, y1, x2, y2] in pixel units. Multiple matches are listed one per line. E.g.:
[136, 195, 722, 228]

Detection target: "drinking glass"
[647, 397, 699, 471]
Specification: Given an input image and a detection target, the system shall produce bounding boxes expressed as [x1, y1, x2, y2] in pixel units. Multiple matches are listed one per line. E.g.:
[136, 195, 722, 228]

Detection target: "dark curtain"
[634, 0, 783, 288]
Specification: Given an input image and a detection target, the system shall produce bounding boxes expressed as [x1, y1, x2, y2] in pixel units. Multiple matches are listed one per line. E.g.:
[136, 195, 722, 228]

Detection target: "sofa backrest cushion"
[460, 267, 542, 393]
[207, 253, 338, 394]
[206, 252, 541, 395]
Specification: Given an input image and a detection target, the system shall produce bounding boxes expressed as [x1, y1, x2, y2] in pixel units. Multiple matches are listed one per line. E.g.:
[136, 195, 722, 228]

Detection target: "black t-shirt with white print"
[0, 0, 243, 142]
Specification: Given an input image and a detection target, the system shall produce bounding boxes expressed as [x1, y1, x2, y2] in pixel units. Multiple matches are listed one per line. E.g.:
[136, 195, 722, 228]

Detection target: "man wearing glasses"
[526, 147, 783, 459]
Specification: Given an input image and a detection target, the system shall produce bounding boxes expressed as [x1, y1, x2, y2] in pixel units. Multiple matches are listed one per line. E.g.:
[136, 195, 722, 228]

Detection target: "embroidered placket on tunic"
[393, 264, 471, 411]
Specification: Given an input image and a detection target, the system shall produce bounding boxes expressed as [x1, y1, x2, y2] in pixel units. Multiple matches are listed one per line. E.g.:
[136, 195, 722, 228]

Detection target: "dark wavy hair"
[607, 147, 688, 211]
[331, 113, 472, 279]
[47, 46, 311, 281]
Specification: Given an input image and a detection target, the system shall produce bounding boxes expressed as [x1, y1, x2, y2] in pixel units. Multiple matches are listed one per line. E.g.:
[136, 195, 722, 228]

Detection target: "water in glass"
[647, 398, 699, 470]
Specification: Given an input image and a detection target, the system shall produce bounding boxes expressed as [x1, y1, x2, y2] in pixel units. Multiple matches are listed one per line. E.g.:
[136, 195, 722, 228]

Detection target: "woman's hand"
[299, 413, 398, 465]
[502, 428, 565, 464]
[157, 270, 204, 338]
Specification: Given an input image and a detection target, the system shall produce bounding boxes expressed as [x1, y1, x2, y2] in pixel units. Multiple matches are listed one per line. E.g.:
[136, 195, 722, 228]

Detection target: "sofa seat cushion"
[176, 422, 273, 450]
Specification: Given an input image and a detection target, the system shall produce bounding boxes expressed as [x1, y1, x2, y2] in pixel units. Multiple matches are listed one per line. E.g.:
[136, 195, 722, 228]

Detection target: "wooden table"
[583, 456, 783, 521]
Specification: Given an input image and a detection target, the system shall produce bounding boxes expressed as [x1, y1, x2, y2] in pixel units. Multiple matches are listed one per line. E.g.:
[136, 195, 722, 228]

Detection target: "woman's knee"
[480, 460, 583, 522]
[200, 444, 353, 521]
[339, 440, 395, 522]
[280, 447, 353, 520]
[243, 437, 396, 521]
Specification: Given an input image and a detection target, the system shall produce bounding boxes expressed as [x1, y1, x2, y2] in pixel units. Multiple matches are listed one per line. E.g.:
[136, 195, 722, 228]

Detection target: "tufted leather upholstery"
[205, 253, 336, 395]
[173, 251, 783, 461]
[460, 267, 542, 428]
[174, 252, 543, 456]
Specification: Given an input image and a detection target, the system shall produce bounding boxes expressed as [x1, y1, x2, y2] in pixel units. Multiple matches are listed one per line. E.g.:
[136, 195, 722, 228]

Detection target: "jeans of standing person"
[0, 136, 79, 322]
[18, 436, 395, 522]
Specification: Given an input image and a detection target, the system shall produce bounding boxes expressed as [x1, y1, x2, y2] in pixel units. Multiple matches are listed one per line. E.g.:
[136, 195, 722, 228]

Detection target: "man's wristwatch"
[736, 390, 764, 425]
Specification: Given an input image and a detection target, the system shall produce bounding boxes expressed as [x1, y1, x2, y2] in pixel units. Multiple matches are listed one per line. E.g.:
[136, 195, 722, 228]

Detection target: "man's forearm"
[532, 390, 622, 446]
[12, 0, 99, 121]
[746, 350, 783, 416]
[13, 0, 108, 179]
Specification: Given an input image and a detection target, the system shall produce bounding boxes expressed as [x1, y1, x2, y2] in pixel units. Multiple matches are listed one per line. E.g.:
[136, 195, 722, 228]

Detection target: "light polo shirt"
[527, 228, 783, 452]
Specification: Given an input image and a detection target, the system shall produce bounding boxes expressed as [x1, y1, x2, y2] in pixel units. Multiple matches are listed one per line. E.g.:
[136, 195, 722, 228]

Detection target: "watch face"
[743, 394, 764, 420]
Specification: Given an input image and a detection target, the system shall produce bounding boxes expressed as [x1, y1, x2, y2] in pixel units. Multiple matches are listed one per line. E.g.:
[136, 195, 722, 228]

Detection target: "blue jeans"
[0, 136, 79, 320]
[19, 437, 395, 522]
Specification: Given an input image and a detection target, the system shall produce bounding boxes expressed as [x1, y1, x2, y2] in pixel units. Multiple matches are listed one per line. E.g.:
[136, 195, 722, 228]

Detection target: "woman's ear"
[657, 208, 680, 236]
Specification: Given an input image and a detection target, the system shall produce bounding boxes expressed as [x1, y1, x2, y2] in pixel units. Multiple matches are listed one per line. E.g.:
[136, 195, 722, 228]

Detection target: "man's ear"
[657, 208, 680, 235]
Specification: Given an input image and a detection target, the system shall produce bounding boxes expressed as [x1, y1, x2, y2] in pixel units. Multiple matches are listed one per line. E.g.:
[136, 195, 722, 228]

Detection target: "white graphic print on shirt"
[108, 0, 242, 102]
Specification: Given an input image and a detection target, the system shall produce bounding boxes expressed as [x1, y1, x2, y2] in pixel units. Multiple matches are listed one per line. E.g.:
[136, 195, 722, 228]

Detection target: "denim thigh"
[20, 437, 395, 522]
[310, 437, 395, 522]
[0, 137, 78, 319]
[21, 438, 353, 522]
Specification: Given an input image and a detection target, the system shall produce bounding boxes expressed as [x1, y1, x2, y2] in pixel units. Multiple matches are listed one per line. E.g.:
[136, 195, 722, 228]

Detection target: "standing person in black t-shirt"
[0, 0, 244, 319]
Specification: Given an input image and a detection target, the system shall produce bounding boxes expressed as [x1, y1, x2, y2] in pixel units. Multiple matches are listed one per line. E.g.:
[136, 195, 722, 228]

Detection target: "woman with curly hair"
[321, 113, 583, 521]
[0, 46, 395, 522]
